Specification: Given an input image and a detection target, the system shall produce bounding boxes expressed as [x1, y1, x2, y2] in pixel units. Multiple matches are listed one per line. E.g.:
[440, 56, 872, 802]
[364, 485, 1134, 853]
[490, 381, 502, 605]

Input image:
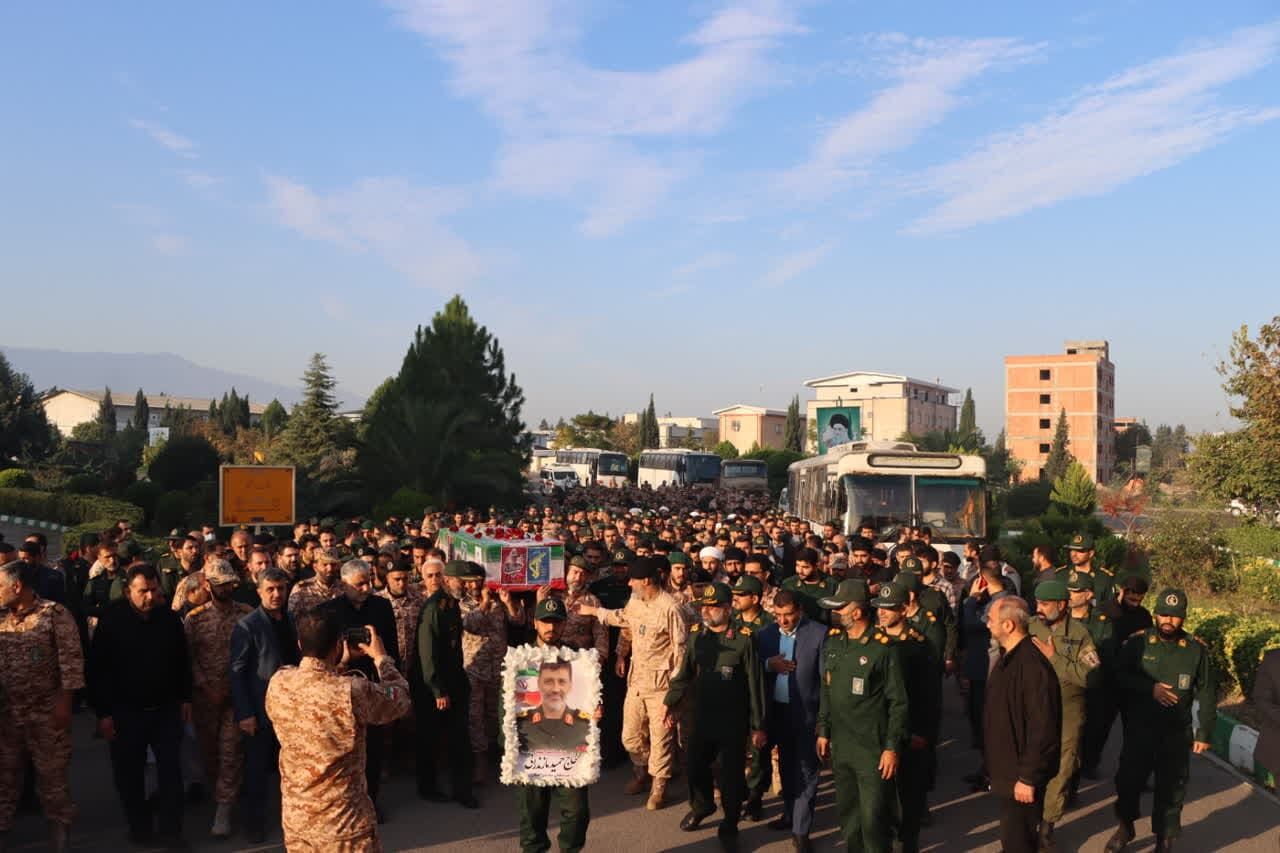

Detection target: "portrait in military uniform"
[500, 645, 602, 787]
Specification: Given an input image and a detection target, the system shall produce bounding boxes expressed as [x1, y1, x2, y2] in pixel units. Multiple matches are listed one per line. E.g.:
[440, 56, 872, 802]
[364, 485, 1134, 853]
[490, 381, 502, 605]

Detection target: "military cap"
[360, 520, 375, 531]
[315, 546, 343, 564]
[1067, 533, 1095, 551]
[870, 582, 907, 609]
[364, 544, 385, 558]
[752, 535, 769, 548]
[731, 576, 763, 596]
[534, 597, 566, 621]
[568, 555, 588, 569]
[626, 557, 658, 580]
[203, 560, 239, 585]
[1035, 580, 1069, 602]
[893, 571, 921, 593]
[464, 561, 486, 580]
[611, 548, 634, 565]
[443, 560, 470, 578]
[698, 582, 732, 606]
[1066, 570, 1093, 592]
[819, 578, 870, 609]
[900, 555, 924, 573]
[667, 551, 689, 567]
[166, 528, 185, 541]
[1154, 588, 1188, 617]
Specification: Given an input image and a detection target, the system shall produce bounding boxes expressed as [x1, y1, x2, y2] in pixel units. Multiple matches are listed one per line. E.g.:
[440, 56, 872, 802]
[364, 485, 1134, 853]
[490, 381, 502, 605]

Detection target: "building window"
[1039, 443, 1051, 454]
[1039, 369, 1051, 380]
[730, 420, 740, 432]
[1039, 418, 1051, 429]
[1039, 394, 1051, 405]
[774, 424, 781, 435]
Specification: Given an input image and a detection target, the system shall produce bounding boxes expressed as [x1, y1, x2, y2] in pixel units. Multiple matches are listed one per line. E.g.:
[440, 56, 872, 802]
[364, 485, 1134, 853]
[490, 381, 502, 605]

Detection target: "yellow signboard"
[219, 465, 296, 526]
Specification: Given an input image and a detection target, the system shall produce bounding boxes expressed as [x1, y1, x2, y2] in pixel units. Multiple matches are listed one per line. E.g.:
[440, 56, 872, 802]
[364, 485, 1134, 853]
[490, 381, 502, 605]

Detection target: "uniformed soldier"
[588, 547, 632, 769]
[555, 557, 608, 662]
[508, 598, 593, 853]
[156, 529, 188, 602]
[414, 560, 478, 808]
[183, 558, 253, 838]
[781, 547, 836, 625]
[578, 556, 687, 810]
[1104, 589, 1213, 853]
[287, 547, 345, 618]
[462, 562, 524, 783]
[817, 579, 908, 853]
[0, 560, 84, 852]
[731, 576, 774, 632]
[1066, 570, 1113, 805]
[733, 576, 775, 821]
[873, 581, 940, 853]
[1029, 580, 1101, 851]
[265, 607, 410, 852]
[662, 583, 766, 851]
[1066, 534, 1116, 606]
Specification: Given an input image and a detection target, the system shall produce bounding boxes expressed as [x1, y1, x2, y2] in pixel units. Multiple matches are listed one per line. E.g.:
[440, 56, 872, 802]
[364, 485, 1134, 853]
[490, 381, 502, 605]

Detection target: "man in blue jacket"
[229, 568, 298, 843]
[754, 589, 827, 851]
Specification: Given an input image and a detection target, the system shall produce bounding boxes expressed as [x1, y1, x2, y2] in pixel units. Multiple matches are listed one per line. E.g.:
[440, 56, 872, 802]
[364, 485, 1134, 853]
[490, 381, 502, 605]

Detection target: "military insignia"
[829, 628, 840, 636]
[1099, 614, 1107, 621]
[1165, 593, 1179, 606]
[859, 656, 868, 666]
[1149, 634, 1157, 644]
[1082, 649, 1100, 669]
[546, 600, 560, 612]
[690, 624, 701, 633]
[1072, 535, 1083, 545]
[562, 712, 574, 724]
[851, 677, 865, 695]
[879, 636, 888, 644]
[727, 629, 736, 640]
[533, 712, 543, 723]
[1178, 673, 1191, 690]
[1179, 638, 1187, 648]
[741, 626, 752, 636]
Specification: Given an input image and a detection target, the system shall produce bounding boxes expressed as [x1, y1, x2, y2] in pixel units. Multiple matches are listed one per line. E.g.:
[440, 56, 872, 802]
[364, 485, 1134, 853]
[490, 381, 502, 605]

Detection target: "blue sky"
[4, 1, 1279, 438]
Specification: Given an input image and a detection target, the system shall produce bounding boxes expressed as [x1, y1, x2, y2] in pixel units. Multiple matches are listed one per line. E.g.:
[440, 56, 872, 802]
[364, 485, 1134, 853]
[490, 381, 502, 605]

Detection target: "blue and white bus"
[554, 448, 630, 488]
[637, 449, 722, 488]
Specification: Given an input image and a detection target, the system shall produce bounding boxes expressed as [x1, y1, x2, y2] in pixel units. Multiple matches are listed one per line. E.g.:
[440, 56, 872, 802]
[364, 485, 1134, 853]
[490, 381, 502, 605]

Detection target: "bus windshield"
[686, 454, 722, 483]
[598, 453, 629, 475]
[916, 477, 985, 539]
[723, 461, 766, 478]
[843, 475, 911, 536]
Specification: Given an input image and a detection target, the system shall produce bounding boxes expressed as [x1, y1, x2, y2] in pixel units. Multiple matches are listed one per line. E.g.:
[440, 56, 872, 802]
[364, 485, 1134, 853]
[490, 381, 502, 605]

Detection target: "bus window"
[916, 477, 985, 538]
[842, 475, 911, 538]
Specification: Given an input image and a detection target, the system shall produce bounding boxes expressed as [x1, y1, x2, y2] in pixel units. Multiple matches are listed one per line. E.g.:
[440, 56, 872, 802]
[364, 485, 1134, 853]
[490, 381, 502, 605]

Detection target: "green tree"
[641, 394, 660, 450]
[983, 429, 1020, 490]
[1050, 460, 1097, 514]
[161, 402, 197, 434]
[96, 387, 117, 437]
[360, 296, 529, 507]
[131, 388, 150, 430]
[1043, 409, 1073, 482]
[538, 418, 550, 430]
[956, 388, 984, 451]
[1114, 421, 1153, 478]
[714, 440, 739, 460]
[0, 353, 58, 461]
[260, 398, 288, 438]
[276, 353, 347, 475]
[149, 434, 222, 491]
[1188, 431, 1280, 509]
[784, 395, 803, 453]
[556, 411, 615, 449]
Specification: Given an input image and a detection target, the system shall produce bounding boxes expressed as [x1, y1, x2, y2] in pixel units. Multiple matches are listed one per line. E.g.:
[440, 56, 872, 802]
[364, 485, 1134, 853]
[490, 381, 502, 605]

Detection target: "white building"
[42, 389, 267, 437]
[621, 413, 717, 448]
[802, 371, 958, 452]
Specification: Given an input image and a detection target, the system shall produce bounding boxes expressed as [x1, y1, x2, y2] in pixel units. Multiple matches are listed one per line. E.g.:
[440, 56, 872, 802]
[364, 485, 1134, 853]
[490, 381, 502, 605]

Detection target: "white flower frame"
[499, 644, 602, 788]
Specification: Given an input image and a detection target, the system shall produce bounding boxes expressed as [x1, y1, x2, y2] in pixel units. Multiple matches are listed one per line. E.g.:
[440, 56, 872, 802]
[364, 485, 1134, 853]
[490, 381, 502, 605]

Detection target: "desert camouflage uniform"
[461, 595, 524, 752]
[287, 575, 343, 619]
[376, 584, 426, 666]
[185, 598, 253, 805]
[663, 581, 699, 631]
[171, 570, 208, 613]
[758, 583, 780, 617]
[560, 587, 608, 660]
[0, 598, 85, 830]
[266, 656, 410, 852]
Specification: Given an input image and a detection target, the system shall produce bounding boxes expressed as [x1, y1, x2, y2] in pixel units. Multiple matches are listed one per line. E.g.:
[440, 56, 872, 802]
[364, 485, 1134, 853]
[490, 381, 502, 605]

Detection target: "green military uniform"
[781, 572, 836, 625]
[1108, 589, 1215, 849]
[414, 561, 474, 803]
[510, 598, 590, 853]
[664, 583, 765, 839]
[817, 580, 908, 853]
[872, 582, 940, 853]
[1067, 534, 1116, 604]
[1068, 570, 1115, 803]
[899, 559, 957, 669]
[730, 576, 775, 814]
[156, 546, 184, 602]
[1029, 581, 1102, 831]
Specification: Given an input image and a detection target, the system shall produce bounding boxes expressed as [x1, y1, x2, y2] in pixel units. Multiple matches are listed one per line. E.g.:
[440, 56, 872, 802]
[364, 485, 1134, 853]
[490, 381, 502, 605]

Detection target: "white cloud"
[674, 251, 735, 278]
[129, 118, 197, 158]
[757, 242, 834, 288]
[386, 0, 802, 234]
[264, 175, 485, 291]
[910, 21, 1280, 233]
[151, 234, 188, 255]
[778, 36, 1042, 199]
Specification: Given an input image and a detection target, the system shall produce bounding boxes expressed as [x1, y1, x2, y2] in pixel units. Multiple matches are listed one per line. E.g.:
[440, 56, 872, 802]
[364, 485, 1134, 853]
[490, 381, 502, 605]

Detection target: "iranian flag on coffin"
[435, 526, 565, 591]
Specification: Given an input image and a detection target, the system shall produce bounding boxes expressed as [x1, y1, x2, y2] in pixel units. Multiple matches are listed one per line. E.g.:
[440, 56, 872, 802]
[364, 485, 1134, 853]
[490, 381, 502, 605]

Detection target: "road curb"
[1211, 711, 1275, 788]
[0, 514, 72, 532]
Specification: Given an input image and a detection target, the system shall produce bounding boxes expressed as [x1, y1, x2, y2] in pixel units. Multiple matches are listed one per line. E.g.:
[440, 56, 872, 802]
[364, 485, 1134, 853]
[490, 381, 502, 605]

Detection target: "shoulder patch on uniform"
[828, 628, 841, 636]
[1100, 566, 1114, 575]
[690, 624, 701, 633]
[740, 626, 752, 636]
[1098, 614, 1107, 621]
[1148, 633, 1157, 644]
[927, 613, 937, 622]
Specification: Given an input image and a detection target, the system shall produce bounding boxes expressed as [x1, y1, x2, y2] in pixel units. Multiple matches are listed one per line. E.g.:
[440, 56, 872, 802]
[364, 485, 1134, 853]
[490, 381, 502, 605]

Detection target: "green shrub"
[1225, 525, 1280, 561]
[64, 473, 105, 494]
[153, 491, 191, 534]
[1237, 557, 1280, 607]
[1006, 481, 1052, 518]
[0, 469, 35, 489]
[148, 435, 221, 492]
[1190, 610, 1242, 698]
[1143, 511, 1228, 595]
[0, 487, 143, 527]
[374, 486, 433, 523]
[1224, 616, 1280, 696]
[122, 480, 163, 526]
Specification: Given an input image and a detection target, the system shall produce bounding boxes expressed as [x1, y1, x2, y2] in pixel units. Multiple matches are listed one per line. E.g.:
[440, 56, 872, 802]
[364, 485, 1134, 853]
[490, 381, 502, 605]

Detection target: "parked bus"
[720, 458, 768, 491]
[554, 447, 630, 488]
[785, 441, 987, 548]
[637, 449, 722, 488]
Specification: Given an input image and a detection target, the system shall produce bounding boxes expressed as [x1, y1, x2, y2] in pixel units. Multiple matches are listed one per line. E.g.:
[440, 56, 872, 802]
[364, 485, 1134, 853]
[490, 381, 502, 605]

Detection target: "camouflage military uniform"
[266, 656, 411, 852]
[185, 598, 253, 805]
[287, 575, 343, 619]
[0, 598, 84, 830]
[170, 570, 206, 613]
[559, 588, 608, 660]
[461, 596, 523, 754]
[758, 584, 779, 617]
[377, 585, 426, 665]
[664, 581, 699, 631]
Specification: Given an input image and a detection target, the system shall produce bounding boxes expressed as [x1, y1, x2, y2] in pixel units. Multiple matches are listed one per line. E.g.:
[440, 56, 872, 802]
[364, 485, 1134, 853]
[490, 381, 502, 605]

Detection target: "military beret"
[667, 551, 689, 567]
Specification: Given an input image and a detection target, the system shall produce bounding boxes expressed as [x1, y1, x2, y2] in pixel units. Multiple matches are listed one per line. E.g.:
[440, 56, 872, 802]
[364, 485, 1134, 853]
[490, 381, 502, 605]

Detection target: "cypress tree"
[1044, 408, 1074, 482]
[132, 388, 150, 430]
[97, 387, 117, 436]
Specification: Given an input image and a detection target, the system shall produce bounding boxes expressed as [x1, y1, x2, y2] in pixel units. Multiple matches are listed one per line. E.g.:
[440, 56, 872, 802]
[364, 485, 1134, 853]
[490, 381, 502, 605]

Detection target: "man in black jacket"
[88, 564, 192, 847]
[318, 559, 399, 819]
[984, 596, 1062, 853]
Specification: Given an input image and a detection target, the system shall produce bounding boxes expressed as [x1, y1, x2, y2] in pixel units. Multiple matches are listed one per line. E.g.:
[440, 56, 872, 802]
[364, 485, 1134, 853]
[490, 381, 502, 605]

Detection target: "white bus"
[554, 447, 630, 488]
[721, 458, 768, 491]
[637, 449, 722, 488]
[785, 441, 987, 547]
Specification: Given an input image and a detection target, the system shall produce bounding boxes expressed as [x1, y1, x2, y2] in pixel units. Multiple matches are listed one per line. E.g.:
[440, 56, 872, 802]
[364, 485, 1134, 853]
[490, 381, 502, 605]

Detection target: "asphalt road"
[6, 673, 1279, 853]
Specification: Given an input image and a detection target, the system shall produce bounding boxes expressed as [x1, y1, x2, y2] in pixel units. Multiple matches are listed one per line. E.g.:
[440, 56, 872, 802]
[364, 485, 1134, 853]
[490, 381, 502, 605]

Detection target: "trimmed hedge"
[0, 487, 144, 527]
[0, 469, 36, 489]
[1185, 606, 1280, 699]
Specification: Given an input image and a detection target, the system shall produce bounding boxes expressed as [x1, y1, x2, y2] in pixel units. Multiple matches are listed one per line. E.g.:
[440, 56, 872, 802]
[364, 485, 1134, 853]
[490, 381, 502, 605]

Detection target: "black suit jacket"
[1252, 648, 1280, 774]
[318, 594, 400, 681]
[229, 607, 294, 727]
[756, 618, 827, 736]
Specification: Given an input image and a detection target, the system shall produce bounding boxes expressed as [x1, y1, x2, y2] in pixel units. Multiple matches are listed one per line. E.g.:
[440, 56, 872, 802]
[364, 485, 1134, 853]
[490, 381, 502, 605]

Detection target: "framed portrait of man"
[499, 645, 601, 787]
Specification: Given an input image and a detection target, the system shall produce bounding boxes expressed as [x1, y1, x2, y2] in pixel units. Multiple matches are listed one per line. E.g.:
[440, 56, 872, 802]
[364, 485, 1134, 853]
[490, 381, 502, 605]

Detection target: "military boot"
[1103, 820, 1135, 853]
[1038, 821, 1057, 853]
[49, 821, 69, 853]
[624, 766, 651, 795]
[646, 777, 668, 810]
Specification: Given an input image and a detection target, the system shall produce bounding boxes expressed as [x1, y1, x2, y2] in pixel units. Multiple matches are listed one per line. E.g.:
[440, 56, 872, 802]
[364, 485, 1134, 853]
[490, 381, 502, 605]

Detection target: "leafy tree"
[556, 411, 615, 450]
[640, 394, 660, 450]
[1150, 423, 1189, 472]
[0, 353, 58, 461]
[983, 429, 1020, 489]
[714, 440, 739, 460]
[956, 388, 984, 451]
[360, 296, 529, 507]
[148, 434, 222, 491]
[609, 419, 640, 457]
[784, 395, 803, 453]
[1221, 318, 1280, 444]
[276, 353, 347, 476]
[132, 388, 150, 430]
[1113, 421, 1153, 477]
[538, 418, 550, 431]
[1188, 431, 1280, 509]
[1050, 460, 1097, 514]
[96, 387, 117, 437]
[1043, 409, 1073, 482]
[70, 420, 110, 444]
[260, 398, 288, 438]
[160, 402, 197, 434]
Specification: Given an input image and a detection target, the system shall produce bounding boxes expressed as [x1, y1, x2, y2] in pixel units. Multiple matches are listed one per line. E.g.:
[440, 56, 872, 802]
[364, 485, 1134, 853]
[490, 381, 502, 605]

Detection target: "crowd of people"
[0, 497, 1223, 852]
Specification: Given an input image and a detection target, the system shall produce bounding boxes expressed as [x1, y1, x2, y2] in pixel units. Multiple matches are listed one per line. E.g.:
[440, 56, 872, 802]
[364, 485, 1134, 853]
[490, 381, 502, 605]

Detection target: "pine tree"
[641, 394, 661, 449]
[97, 387, 117, 437]
[277, 353, 345, 475]
[0, 352, 58, 460]
[1051, 460, 1097, 514]
[260, 398, 288, 438]
[132, 388, 150, 430]
[1043, 408, 1074, 482]
[784, 395, 803, 452]
[538, 418, 550, 431]
[957, 388, 979, 449]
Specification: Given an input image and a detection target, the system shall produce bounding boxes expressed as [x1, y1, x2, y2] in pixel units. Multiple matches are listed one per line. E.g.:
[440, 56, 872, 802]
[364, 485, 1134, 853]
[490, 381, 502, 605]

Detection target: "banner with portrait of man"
[499, 645, 601, 787]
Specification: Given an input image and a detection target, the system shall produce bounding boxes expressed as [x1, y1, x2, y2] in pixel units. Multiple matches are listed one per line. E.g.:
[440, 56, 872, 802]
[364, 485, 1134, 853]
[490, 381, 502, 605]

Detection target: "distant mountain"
[1, 346, 367, 411]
